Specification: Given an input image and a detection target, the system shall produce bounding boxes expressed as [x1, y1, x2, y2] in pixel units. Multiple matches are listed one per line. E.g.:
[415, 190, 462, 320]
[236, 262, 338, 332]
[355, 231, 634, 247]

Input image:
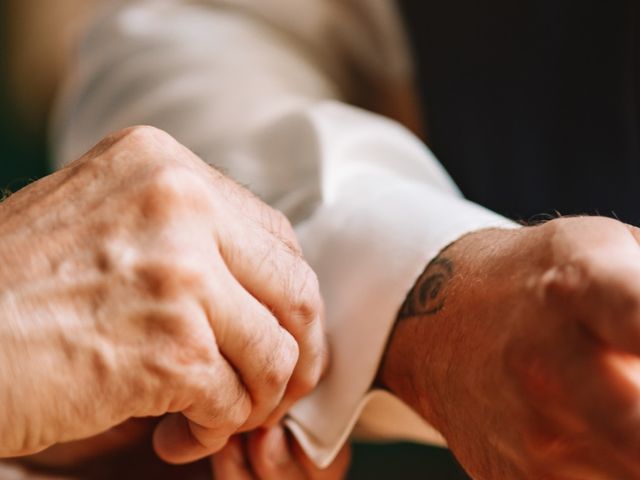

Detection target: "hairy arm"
[381, 218, 640, 479]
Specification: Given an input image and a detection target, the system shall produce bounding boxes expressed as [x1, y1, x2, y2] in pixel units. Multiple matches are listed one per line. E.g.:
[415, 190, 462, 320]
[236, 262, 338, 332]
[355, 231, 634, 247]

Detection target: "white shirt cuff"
[281, 102, 518, 467]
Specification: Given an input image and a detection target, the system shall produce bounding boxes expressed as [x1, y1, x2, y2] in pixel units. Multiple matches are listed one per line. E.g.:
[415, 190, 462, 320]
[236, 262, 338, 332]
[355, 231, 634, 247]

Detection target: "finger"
[550, 441, 640, 480]
[580, 260, 640, 356]
[557, 340, 640, 468]
[153, 348, 252, 464]
[246, 425, 307, 480]
[154, 414, 227, 464]
[211, 436, 255, 480]
[219, 208, 327, 421]
[263, 337, 329, 427]
[204, 264, 300, 431]
[509, 334, 640, 478]
[246, 425, 351, 480]
[521, 410, 640, 480]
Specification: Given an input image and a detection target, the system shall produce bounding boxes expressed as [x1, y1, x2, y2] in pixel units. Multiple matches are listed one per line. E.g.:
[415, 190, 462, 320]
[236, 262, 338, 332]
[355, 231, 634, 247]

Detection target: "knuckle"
[80, 127, 178, 172]
[289, 362, 322, 398]
[184, 375, 251, 434]
[145, 165, 192, 199]
[541, 252, 640, 319]
[92, 127, 175, 168]
[207, 390, 252, 434]
[134, 259, 207, 301]
[84, 130, 130, 160]
[139, 308, 189, 338]
[89, 126, 159, 158]
[261, 362, 294, 393]
[215, 397, 251, 433]
[262, 333, 298, 391]
[121, 125, 175, 150]
[288, 267, 322, 328]
[539, 260, 590, 305]
[138, 165, 208, 220]
[290, 340, 326, 398]
[137, 308, 205, 357]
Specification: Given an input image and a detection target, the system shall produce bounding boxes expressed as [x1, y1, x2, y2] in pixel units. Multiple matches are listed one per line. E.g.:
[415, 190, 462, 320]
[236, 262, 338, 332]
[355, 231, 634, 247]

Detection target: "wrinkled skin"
[382, 217, 640, 479]
[0, 126, 327, 464]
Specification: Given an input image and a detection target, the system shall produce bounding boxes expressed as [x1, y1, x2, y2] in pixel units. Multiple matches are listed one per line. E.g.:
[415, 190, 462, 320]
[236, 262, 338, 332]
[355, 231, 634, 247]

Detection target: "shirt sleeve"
[51, 0, 517, 468]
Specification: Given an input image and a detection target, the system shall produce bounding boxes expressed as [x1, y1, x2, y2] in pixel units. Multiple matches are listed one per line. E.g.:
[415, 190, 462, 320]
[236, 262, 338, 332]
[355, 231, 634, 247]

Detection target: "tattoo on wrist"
[398, 255, 454, 319]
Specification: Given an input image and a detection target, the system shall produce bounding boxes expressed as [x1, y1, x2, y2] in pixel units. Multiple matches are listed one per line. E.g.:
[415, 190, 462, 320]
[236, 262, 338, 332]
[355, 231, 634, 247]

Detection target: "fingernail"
[266, 425, 291, 466]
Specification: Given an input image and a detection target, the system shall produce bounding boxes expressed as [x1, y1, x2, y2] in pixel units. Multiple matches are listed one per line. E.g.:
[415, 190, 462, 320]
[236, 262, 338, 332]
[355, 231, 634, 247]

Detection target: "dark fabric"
[397, 0, 640, 225]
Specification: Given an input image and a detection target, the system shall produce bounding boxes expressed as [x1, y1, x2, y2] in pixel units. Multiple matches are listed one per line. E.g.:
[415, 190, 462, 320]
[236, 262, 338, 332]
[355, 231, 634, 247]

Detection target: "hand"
[0, 126, 326, 463]
[381, 217, 640, 479]
[211, 425, 351, 479]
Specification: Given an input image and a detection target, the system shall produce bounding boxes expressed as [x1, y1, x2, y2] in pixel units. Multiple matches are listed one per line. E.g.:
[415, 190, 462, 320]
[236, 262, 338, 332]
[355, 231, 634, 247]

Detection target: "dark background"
[398, 0, 640, 227]
[0, 38, 49, 191]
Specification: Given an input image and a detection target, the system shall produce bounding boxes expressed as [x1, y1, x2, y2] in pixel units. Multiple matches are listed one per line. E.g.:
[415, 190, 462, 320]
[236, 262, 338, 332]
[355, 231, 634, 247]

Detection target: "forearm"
[378, 218, 640, 479]
[378, 227, 531, 434]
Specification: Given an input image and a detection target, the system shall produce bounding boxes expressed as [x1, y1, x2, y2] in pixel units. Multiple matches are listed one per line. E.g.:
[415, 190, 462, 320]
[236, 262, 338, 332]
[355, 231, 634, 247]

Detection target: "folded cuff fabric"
[270, 102, 519, 468]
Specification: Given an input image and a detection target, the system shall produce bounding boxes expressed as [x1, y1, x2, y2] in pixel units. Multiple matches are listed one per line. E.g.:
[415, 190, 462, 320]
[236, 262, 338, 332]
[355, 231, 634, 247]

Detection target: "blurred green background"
[0, 1, 470, 478]
[0, 0, 50, 191]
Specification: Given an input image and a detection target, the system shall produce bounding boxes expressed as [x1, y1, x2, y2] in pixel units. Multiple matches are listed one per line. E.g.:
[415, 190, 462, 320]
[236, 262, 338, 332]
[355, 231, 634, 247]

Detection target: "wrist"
[378, 226, 535, 435]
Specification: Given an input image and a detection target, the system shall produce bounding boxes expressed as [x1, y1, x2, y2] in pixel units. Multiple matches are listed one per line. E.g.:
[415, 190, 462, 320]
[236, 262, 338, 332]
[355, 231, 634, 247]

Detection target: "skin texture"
[381, 217, 640, 479]
[0, 126, 327, 464]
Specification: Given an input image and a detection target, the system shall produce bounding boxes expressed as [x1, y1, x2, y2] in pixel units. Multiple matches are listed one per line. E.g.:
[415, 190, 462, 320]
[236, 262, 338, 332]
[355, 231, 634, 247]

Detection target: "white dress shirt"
[52, 0, 516, 468]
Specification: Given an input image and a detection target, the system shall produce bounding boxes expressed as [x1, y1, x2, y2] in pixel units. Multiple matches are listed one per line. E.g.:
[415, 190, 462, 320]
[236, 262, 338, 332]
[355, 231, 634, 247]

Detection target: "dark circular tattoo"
[398, 256, 454, 319]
